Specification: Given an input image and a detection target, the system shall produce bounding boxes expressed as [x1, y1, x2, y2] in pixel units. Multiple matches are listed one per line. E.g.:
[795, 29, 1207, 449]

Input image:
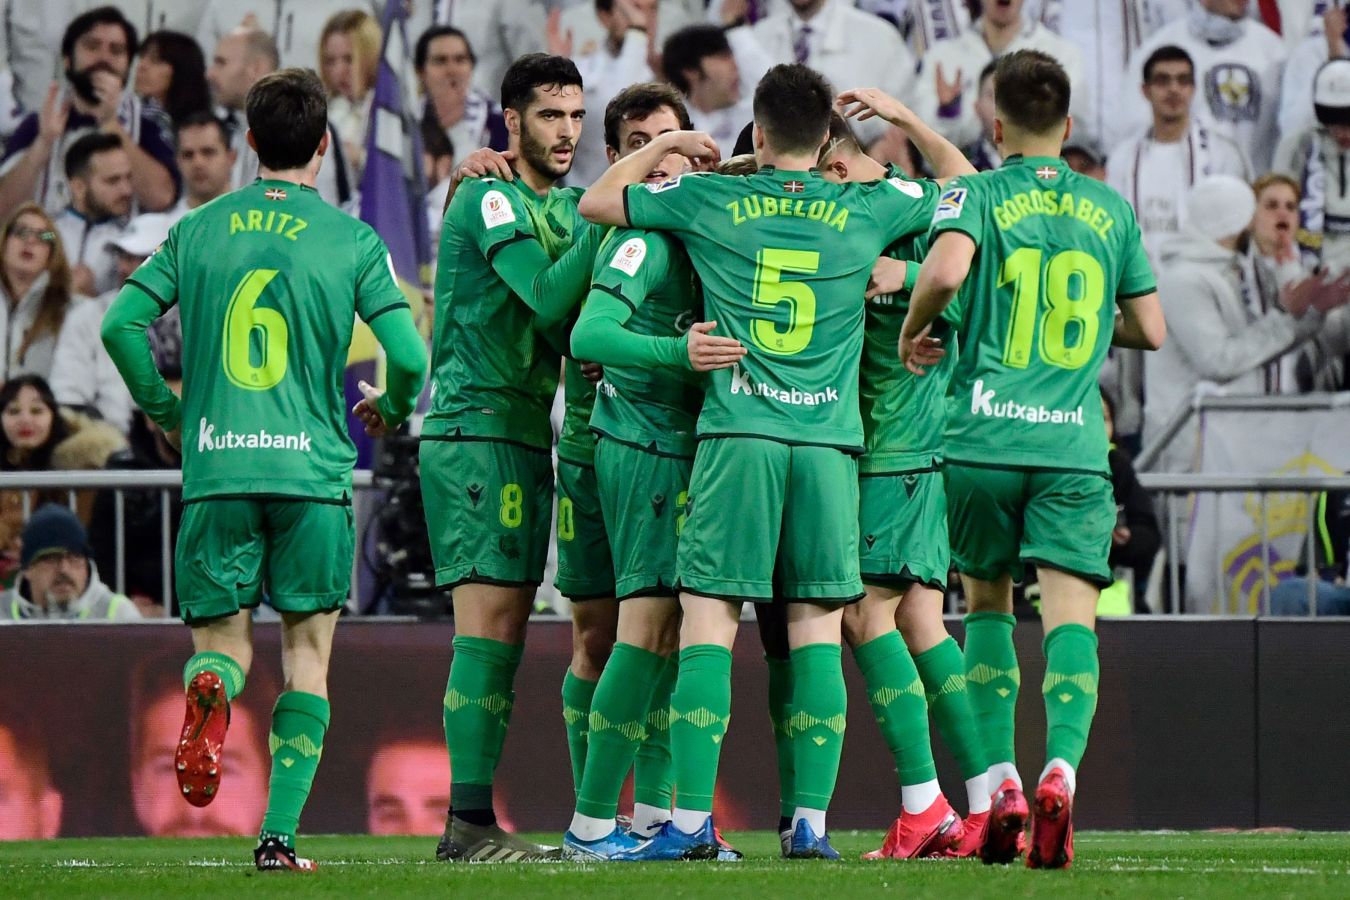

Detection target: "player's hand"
[38, 82, 70, 145]
[899, 322, 944, 375]
[546, 8, 573, 57]
[163, 426, 182, 452]
[453, 148, 516, 186]
[351, 379, 389, 438]
[865, 256, 909, 299]
[579, 361, 604, 383]
[686, 321, 745, 371]
[936, 63, 964, 108]
[837, 87, 914, 127]
[657, 131, 720, 167]
[1112, 525, 1132, 547]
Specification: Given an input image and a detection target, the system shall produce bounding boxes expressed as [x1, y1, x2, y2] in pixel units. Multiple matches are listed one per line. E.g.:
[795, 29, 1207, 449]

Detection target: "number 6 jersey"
[623, 167, 939, 452]
[125, 179, 411, 501]
[930, 155, 1156, 474]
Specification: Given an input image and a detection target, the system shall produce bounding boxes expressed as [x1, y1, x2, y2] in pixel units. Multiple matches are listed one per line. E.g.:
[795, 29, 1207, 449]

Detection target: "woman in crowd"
[0, 204, 73, 385]
[1251, 173, 1308, 280]
[135, 31, 213, 129]
[320, 9, 381, 181]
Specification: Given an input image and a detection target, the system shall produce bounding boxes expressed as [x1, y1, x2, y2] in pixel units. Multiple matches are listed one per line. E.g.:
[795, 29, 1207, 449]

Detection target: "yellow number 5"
[751, 247, 819, 356]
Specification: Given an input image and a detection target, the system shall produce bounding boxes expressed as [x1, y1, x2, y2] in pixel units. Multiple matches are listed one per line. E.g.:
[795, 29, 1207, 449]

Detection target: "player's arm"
[1113, 292, 1166, 350]
[577, 130, 720, 226]
[838, 87, 976, 182]
[901, 230, 975, 373]
[351, 235, 429, 436]
[492, 224, 603, 328]
[100, 282, 181, 431]
[572, 292, 743, 372]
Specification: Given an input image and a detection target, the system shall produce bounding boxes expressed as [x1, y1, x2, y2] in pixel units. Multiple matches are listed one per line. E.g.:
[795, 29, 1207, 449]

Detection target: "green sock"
[788, 643, 847, 811]
[561, 670, 598, 797]
[444, 636, 521, 816]
[765, 655, 795, 821]
[853, 632, 936, 789]
[1042, 624, 1100, 770]
[183, 651, 246, 700]
[634, 654, 677, 810]
[669, 644, 732, 813]
[259, 691, 330, 849]
[914, 637, 986, 780]
[964, 612, 1020, 769]
[576, 644, 665, 819]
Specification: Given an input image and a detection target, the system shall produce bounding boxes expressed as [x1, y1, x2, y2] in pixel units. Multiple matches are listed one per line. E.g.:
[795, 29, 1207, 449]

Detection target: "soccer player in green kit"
[100, 68, 428, 872]
[561, 82, 747, 861]
[422, 53, 602, 862]
[579, 64, 942, 860]
[901, 50, 1166, 869]
[817, 97, 994, 860]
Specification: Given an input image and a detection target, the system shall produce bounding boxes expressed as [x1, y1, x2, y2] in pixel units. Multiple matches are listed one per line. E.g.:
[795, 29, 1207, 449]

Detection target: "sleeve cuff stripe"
[1118, 287, 1157, 301]
[126, 278, 172, 312]
[485, 232, 531, 262]
[621, 186, 633, 227]
[364, 301, 407, 323]
[593, 283, 637, 312]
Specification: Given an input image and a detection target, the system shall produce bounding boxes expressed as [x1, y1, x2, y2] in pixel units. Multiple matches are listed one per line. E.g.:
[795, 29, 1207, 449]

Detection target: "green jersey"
[126, 179, 412, 502]
[557, 360, 597, 465]
[586, 227, 702, 457]
[931, 155, 1156, 473]
[625, 166, 940, 451]
[859, 231, 963, 473]
[426, 177, 591, 450]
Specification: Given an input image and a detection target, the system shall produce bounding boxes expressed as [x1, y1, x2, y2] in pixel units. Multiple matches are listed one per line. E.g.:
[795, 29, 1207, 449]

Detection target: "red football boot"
[175, 671, 230, 807]
[979, 778, 1029, 865]
[1027, 769, 1074, 870]
[861, 795, 962, 859]
[944, 810, 988, 858]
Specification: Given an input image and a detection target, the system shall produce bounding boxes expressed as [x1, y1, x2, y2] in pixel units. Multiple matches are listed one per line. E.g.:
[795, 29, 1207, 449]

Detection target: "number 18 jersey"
[128, 179, 410, 501]
[931, 155, 1156, 474]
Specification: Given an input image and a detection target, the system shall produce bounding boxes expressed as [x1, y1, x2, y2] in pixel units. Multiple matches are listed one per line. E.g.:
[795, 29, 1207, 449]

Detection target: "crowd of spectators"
[0, 0, 1346, 617]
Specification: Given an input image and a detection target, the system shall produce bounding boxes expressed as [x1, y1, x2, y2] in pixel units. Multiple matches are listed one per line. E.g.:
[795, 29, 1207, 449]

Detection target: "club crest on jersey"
[264, 187, 287, 200]
[886, 176, 924, 199]
[1035, 166, 1058, 180]
[608, 237, 647, 275]
[933, 187, 966, 222]
[481, 190, 516, 228]
[645, 175, 683, 193]
[783, 180, 805, 193]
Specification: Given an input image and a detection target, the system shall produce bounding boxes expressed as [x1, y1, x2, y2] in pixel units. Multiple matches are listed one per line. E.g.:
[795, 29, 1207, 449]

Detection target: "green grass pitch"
[3, 831, 1349, 898]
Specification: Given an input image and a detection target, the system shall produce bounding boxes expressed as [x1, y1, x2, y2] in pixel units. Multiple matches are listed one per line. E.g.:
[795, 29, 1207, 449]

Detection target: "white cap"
[106, 212, 174, 257]
[1185, 174, 1255, 243]
[1314, 59, 1350, 125]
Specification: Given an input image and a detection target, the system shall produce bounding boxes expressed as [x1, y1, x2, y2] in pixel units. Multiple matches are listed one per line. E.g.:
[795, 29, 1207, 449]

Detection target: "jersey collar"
[1000, 154, 1068, 170]
[253, 177, 317, 194]
[758, 166, 822, 177]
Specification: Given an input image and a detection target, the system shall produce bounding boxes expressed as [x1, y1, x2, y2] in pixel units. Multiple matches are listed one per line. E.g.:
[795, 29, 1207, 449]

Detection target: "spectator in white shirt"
[1114, 0, 1285, 171]
[53, 132, 131, 299]
[751, 0, 915, 146]
[1274, 57, 1350, 276]
[1278, 4, 1346, 145]
[558, 0, 699, 57]
[912, 0, 1085, 151]
[165, 110, 235, 221]
[662, 24, 756, 157]
[196, 0, 371, 73]
[319, 9, 380, 182]
[416, 26, 508, 171]
[50, 211, 171, 434]
[1108, 44, 1251, 265]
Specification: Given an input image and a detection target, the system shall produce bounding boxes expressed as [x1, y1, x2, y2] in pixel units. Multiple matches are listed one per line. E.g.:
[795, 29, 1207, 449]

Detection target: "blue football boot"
[615, 818, 720, 861]
[562, 826, 650, 862]
[786, 818, 841, 860]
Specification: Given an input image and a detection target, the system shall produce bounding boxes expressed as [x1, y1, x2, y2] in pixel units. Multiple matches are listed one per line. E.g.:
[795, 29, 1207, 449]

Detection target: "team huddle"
[101, 44, 1165, 873]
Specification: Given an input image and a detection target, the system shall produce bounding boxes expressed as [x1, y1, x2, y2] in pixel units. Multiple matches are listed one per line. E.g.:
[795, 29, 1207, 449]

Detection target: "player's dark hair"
[753, 64, 833, 156]
[818, 110, 862, 165]
[603, 82, 692, 151]
[415, 24, 476, 71]
[245, 68, 330, 170]
[500, 53, 583, 114]
[662, 25, 733, 95]
[64, 131, 124, 181]
[1142, 44, 1194, 84]
[174, 109, 230, 148]
[994, 50, 1071, 136]
[61, 5, 138, 61]
[978, 58, 998, 90]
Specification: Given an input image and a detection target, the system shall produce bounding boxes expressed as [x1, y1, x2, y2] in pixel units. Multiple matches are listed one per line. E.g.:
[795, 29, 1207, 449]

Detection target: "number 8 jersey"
[931, 155, 1156, 474]
[623, 167, 939, 452]
[127, 179, 411, 501]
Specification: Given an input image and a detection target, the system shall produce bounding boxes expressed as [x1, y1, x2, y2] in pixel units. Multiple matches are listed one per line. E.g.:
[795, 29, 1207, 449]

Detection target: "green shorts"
[859, 467, 949, 590]
[420, 438, 553, 589]
[175, 497, 354, 626]
[676, 437, 862, 603]
[944, 462, 1114, 587]
[554, 459, 615, 601]
[594, 437, 692, 600]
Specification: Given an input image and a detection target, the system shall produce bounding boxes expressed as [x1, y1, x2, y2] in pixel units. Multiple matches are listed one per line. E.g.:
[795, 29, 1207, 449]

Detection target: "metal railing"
[0, 470, 377, 617]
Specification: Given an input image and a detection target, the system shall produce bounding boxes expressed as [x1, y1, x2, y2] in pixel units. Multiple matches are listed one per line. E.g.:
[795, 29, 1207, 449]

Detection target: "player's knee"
[571, 613, 617, 677]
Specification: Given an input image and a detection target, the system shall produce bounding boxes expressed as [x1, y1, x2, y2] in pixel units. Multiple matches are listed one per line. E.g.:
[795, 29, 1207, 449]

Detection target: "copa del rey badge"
[264, 187, 287, 200]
